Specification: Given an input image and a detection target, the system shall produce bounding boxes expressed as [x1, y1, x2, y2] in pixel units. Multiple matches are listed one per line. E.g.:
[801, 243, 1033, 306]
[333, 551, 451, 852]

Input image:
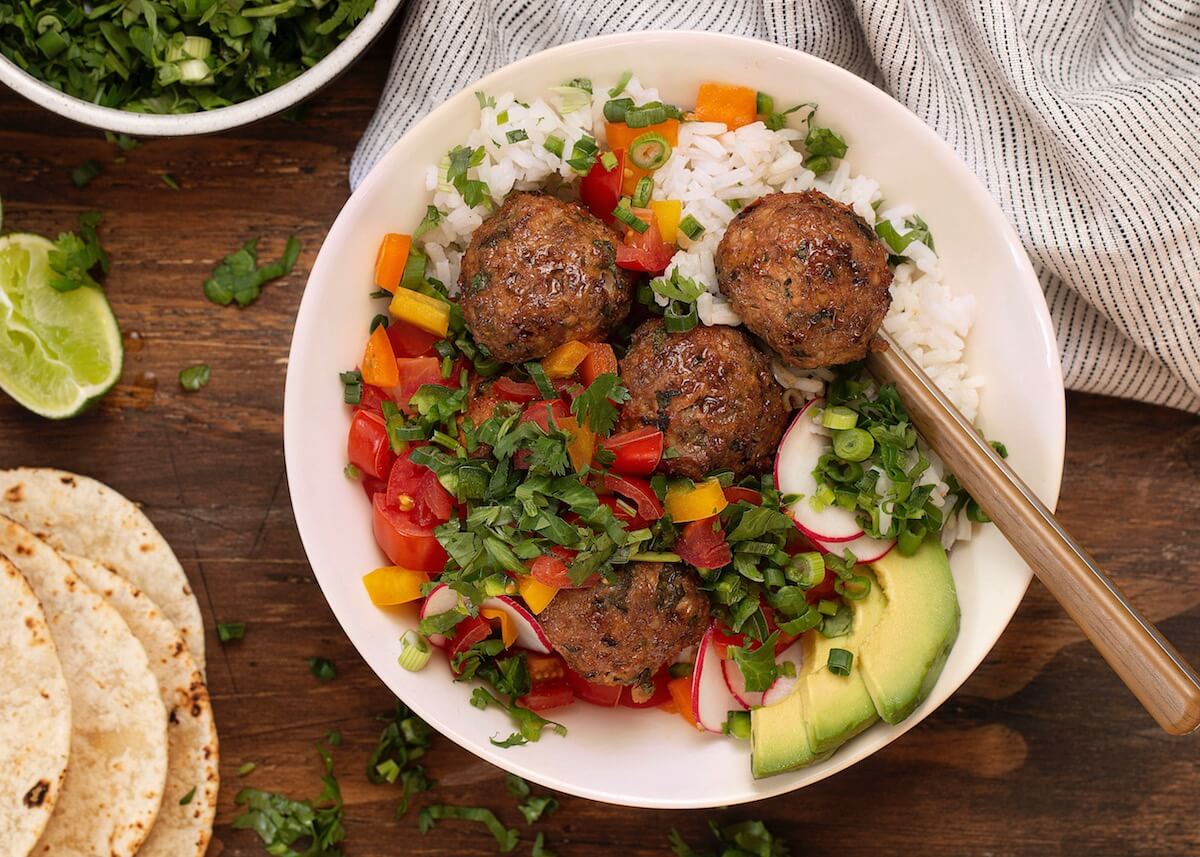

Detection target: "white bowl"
[0, 1, 402, 136]
[284, 31, 1065, 808]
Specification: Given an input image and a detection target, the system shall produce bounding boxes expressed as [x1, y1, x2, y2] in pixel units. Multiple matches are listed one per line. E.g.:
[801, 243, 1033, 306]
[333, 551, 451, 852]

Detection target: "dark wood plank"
[0, 25, 1197, 856]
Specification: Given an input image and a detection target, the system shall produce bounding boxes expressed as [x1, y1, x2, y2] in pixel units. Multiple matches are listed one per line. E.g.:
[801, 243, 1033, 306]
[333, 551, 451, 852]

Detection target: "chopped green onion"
[608, 70, 634, 97]
[160, 173, 181, 190]
[525, 361, 557, 399]
[628, 131, 671, 170]
[600, 150, 618, 171]
[788, 552, 825, 587]
[625, 102, 668, 128]
[398, 631, 432, 672]
[237, 761, 257, 776]
[340, 370, 363, 405]
[217, 622, 246, 643]
[678, 214, 705, 240]
[897, 521, 927, 556]
[756, 91, 774, 115]
[612, 204, 649, 233]
[832, 428, 875, 462]
[966, 499, 991, 524]
[565, 135, 600, 173]
[603, 97, 635, 123]
[723, 710, 752, 739]
[804, 155, 832, 175]
[550, 83, 591, 114]
[628, 551, 681, 563]
[821, 405, 858, 430]
[663, 299, 699, 333]
[835, 574, 872, 601]
[370, 314, 389, 333]
[778, 604, 822, 635]
[827, 647, 853, 676]
[505, 129, 528, 144]
[817, 599, 839, 616]
[632, 176, 653, 208]
[543, 135, 565, 158]
[344, 463, 361, 480]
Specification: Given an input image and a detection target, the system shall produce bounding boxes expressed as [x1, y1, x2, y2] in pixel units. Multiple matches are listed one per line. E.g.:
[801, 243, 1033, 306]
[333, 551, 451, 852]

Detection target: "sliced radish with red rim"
[775, 398, 864, 543]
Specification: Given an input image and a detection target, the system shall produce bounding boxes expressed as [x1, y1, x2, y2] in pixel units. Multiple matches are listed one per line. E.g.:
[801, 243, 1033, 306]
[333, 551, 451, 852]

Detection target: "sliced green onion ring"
[821, 405, 859, 430]
[827, 647, 853, 676]
[678, 214, 705, 240]
[629, 551, 681, 563]
[834, 574, 872, 601]
[612, 204, 649, 233]
[628, 132, 672, 170]
[832, 427, 875, 462]
[398, 631, 432, 672]
[632, 176, 653, 208]
[788, 551, 825, 587]
[603, 97, 634, 123]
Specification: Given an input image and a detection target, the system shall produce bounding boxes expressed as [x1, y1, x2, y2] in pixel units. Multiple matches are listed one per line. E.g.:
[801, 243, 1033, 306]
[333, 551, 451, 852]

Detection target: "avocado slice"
[801, 570, 887, 754]
[859, 537, 960, 724]
[750, 572, 887, 777]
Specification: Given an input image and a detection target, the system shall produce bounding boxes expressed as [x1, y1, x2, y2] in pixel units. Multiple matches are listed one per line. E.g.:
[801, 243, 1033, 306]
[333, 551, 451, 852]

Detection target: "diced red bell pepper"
[675, 516, 732, 570]
[600, 427, 664, 476]
[348, 410, 396, 480]
[602, 473, 664, 521]
[616, 215, 674, 273]
[493, 376, 542, 404]
[387, 319, 441, 358]
[579, 149, 626, 225]
[520, 399, 572, 433]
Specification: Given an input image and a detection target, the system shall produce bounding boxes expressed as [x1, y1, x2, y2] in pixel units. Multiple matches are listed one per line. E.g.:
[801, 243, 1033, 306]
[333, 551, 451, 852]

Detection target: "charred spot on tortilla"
[23, 779, 50, 807]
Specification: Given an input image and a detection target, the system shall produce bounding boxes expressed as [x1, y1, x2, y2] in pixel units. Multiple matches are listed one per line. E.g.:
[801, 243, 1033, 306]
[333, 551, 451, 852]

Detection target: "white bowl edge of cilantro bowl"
[284, 31, 1065, 809]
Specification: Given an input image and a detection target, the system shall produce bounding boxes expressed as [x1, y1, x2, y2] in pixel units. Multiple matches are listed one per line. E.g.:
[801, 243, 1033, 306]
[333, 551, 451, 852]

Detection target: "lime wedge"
[0, 233, 123, 419]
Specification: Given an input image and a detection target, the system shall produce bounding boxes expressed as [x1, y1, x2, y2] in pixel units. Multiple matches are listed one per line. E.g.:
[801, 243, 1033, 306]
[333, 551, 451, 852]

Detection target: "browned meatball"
[458, 192, 636, 363]
[617, 319, 788, 480]
[715, 190, 893, 368]
[539, 562, 709, 694]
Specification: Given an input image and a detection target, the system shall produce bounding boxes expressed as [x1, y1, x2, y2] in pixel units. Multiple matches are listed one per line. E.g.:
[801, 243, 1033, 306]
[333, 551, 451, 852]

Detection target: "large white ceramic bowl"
[285, 31, 1065, 808]
[0, 1, 401, 136]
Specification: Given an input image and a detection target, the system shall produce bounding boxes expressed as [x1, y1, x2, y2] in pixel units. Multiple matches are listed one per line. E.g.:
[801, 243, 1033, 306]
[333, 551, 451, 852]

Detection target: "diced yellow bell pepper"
[664, 478, 729, 522]
[361, 566, 430, 607]
[542, 340, 590, 378]
[556, 416, 596, 473]
[650, 200, 682, 244]
[481, 607, 518, 648]
[389, 288, 450, 337]
[517, 576, 559, 614]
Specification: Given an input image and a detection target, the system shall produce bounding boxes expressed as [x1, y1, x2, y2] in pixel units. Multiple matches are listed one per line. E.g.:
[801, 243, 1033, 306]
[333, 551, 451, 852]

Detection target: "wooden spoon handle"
[866, 336, 1200, 735]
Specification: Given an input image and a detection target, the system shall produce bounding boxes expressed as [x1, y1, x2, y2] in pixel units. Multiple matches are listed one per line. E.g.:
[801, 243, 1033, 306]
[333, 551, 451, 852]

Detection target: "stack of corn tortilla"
[0, 468, 218, 857]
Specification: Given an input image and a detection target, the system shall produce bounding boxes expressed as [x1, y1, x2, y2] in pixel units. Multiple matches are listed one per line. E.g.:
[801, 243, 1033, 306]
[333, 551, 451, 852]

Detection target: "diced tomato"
[360, 475, 387, 500]
[761, 604, 801, 654]
[386, 319, 440, 357]
[520, 399, 572, 432]
[371, 493, 449, 572]
[619, 668, 672, 709]
[392, 356, 460, 412]
[709, 623, 746, 660]
[356, 383, 393, 417]
[386, 451, 454, 527]
[724, 486, 763, 506]
[601, 427, 664, 476]
[579, 149, 626, 225]
[525, 651, 568, 683]
[447, 615, 492, 670]
[565, 669, 623, 707]
[414, 470, 454, 525]
[597, 495, 648, 529]
[805, 567, 838, 604]
[493, 376, 542, 404]
[675, 516, 732, 569]
[616, 216, 674, 274]
[519, 681, 575, 713]
[711, 609, 801, 659]
[530, 546, 594, 589]
[578, 343, 618, 386]
[348, 410, 396, 480]
[602, 473, 664, 521]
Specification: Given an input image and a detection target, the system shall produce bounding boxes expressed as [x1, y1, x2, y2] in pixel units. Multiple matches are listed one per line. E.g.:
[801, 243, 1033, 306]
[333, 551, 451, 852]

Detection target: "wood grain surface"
[1, 24, 1197, 857]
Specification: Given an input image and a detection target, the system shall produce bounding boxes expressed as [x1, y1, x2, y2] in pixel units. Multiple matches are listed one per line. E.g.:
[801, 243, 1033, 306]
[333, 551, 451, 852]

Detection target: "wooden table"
[1, 27, 1197, 857]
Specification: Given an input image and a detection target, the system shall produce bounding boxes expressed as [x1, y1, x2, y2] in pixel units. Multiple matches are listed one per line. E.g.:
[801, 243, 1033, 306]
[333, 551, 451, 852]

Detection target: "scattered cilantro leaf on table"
[233, 744, 346, 857]
[670, 819, 791, 857]
[418, 805, 520, 853]
[179, 364, 211, 392]
[308, 656, 336, 681]
[48, 211, 108, 293]
[367, 700, 435, 817]
[217, 621, 246, 643]
[204, 235, 301, 307]
[70, 159, 101, 188]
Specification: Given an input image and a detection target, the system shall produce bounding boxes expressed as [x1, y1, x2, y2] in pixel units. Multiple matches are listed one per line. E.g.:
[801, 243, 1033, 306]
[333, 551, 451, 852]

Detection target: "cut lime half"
[0, 233, 123, 419]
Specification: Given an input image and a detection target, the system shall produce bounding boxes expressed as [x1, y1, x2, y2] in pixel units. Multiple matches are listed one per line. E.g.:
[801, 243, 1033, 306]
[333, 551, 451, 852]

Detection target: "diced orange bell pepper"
[542, 340, 590, 378]
[556, 416, 596, 473]
[389, 288, 450, 337]
[374, 233, 412, 294]
[517, 576, 559, 614]
[667, 677, 697, 727]
[649, 200, 682, 244]
[481, 606, 518, 648]
[361, 566, 430, 606]
[605, 119, 680, 195]
[360, 324, 399, 388]
[578, 343, 618, 386]
[694, 82, 758, 130]
[665, 478, 729, 523]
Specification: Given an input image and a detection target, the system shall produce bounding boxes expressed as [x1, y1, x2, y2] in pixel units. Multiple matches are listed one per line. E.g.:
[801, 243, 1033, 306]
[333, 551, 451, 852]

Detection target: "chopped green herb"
[532, 832, 556, 857]
[238, 762, 257, 777]
[70, 159, 101, 188]
[203, 235, 301, 307]
[308, 657, 336, 682]
[105, 132, 139, 151]
[827, 647, 854, 676]
[670, 819, 791, 857]
[727, 632, 780, 692]
[608, 70, 634, 97]
[48, 211, 108, 293]
[367, 700, 434, 816]
[160, 173, 181, 191]
[505, 129, 529, 144]
[570, 373, 630, 436]
[179, 786, 196, 806]
[339, 370, 363, 405]
[678, 214, 705, 240]
[418, 805, 519, 853]
[326, 729, 342, 746]
[233, 744, 345, 857]
[216, 622, 246, 643]
[178, 364, 210, 392]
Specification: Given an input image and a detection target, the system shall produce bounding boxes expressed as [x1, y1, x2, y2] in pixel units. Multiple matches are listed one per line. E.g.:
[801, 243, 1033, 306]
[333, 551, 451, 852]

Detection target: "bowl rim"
[0, 0, 402, 136]
[284, 29, 1066, 807]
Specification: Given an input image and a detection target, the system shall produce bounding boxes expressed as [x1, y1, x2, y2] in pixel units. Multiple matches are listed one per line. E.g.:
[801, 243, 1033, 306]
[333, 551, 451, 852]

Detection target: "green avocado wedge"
[859, 537, 960, 724]
[0, 234, 123, 419]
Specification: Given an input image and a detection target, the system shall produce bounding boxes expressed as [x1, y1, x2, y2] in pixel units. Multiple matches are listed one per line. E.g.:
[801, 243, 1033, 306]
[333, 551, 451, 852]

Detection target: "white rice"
[416, 75, 983, 547]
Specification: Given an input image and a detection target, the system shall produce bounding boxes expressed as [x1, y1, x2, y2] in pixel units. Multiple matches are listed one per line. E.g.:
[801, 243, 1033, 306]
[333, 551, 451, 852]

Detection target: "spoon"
[866, 333, 1200, 735]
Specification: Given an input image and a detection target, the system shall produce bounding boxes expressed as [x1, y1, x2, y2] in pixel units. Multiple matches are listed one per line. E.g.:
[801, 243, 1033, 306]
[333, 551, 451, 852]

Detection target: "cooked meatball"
[539, 562, 709, 693]
[715, 190, 893, 368]
[458, 192, 636, 363]
[617, 319, 788, 480]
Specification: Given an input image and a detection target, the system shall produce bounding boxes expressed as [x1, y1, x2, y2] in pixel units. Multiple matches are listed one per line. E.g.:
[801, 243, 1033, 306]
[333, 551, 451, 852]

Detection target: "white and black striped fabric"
[351, 0, 1200, 413]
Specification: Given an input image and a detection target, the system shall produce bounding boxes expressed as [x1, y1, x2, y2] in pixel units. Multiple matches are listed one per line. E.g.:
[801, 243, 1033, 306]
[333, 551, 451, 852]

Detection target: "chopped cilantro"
[179, 786, 196, 805]
[419, 805, 519, 853]
[48, 211, 108, 293]
[307, 657, 336, 682]
[178, 364, 211, 392]
[216, 622, 246, 643]
[233, 744, 345, 857]
[70, 159, 101, 188]
[203, 235, 301, 307]
[366, 700, 434, 816]
[670, 819, 791, 857]
[569, 373, 629, 436]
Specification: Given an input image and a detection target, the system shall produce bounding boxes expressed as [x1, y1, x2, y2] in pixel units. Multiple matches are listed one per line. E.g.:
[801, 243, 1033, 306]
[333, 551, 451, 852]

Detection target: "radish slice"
[480, 595, 552, 654]
[691, 625, 739, 733]
[721, 657, 764, 710]
[761, 640, 805, 707]
[775, 398, 864, 543]
[419, 584, 462, 648]
[814, 532, 895, 564]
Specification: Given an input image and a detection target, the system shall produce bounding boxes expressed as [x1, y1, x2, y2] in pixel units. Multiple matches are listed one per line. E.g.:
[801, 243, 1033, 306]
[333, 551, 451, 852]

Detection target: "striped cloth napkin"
[350, 0, 1200, 413]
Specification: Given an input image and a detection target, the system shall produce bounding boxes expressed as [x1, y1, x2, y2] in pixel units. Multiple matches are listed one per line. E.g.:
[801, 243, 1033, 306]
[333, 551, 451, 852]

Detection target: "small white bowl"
[284, 31, 1066, 808]
[0, 1, 402, 136]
